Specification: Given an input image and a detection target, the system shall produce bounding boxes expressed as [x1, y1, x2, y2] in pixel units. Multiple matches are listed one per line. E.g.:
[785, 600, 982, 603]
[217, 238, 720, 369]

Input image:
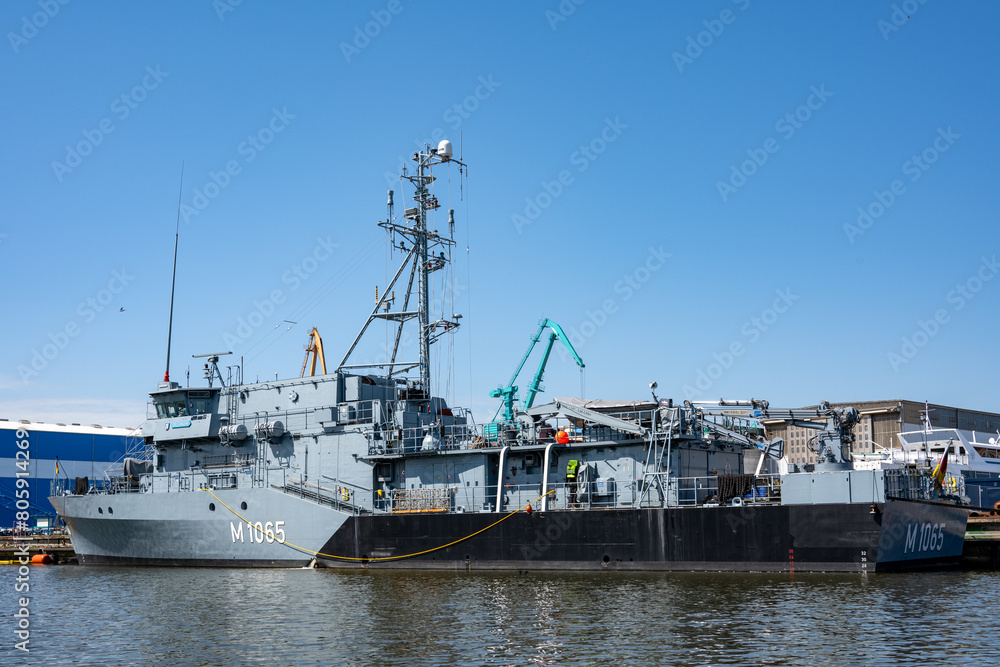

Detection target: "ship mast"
[336, 141, 464, 397]
[414, 148, 434, 393]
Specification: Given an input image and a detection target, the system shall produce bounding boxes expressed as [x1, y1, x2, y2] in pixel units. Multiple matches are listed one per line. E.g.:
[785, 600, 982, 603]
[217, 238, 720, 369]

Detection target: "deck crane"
[685, 399, 860, 473]
[490, 318, 585, 423]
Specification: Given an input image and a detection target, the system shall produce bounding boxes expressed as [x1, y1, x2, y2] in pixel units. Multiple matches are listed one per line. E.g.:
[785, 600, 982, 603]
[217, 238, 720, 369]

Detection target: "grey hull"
[50, 487, 350, 566]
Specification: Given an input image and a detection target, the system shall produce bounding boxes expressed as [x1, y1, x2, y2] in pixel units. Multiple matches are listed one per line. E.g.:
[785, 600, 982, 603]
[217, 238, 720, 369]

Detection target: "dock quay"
[1, 534, 77, 564]
[961, 515, 1000, 570]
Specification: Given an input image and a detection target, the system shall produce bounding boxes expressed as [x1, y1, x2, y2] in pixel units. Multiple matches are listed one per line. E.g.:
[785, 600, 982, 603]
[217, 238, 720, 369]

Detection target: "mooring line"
[205, 487, 554, 562]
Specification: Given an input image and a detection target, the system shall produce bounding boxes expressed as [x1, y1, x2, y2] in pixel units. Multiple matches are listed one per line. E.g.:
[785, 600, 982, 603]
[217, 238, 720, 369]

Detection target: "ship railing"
[274, 475, 365, 515]
[100, 428, 154, 488]
[531, 482, 622, 511]
[153, 469, 222, 494]
[502, 475, 782, 511]
[201, 453, 255, 468]
[492, 479, 658, 511]
[373, 475, 785, 515]
[335, 399, 380, 425]
[51, 473, 146, 496]
[493, 481, 641, 512]
[51, 476, 121, 496]
[62, 465, 261, 497]
[669, 474, 782, 507]
[883, 467, 965, 501]
[368, 422, 486, 456]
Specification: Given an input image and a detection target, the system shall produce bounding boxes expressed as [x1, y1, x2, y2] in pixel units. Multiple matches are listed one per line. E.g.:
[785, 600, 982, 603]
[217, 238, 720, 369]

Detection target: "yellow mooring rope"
[205, 487, 555, 562]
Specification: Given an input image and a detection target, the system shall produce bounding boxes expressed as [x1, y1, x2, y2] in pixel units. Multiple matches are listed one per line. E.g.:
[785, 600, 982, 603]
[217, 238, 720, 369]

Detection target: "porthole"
[108, 507, 113, 515]
[98, 507, 103, 515]
[241, 501, 248, 510]
[209, 503, 216, 511]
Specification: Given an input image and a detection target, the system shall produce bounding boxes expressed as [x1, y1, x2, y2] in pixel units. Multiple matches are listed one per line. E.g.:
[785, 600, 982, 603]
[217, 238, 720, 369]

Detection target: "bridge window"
[188, 391, 212, 415]
[159, 400, 188, 418]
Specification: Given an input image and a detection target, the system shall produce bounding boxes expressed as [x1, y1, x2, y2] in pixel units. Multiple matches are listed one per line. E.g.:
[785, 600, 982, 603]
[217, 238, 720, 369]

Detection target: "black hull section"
[77, 554, 310, 568]
[317, 501, 964, 573]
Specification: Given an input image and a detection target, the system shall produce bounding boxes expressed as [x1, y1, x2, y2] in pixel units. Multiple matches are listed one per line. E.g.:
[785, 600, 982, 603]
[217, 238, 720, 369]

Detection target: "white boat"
[853, 426, 1000, 480]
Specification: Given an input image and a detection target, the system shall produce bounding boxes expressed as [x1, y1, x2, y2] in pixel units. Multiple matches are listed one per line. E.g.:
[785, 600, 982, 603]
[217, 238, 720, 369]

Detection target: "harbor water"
[4, 566, 999, 665]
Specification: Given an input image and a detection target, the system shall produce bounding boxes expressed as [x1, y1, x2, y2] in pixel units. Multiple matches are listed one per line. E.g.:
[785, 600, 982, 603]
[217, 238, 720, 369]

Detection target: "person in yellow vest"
[567, 459, 579, 506]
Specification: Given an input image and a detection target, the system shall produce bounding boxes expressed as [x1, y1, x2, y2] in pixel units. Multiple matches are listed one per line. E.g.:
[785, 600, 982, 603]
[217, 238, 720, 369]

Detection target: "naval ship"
[50, 142, 968, 571]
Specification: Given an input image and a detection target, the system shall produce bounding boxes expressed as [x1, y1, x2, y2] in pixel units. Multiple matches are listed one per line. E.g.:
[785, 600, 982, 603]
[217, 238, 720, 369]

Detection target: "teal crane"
[490, 318, 585, 423]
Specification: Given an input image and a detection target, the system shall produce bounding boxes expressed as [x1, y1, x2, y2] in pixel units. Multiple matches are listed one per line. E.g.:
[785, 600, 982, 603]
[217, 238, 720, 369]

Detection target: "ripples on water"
[3, 566, 998, 666]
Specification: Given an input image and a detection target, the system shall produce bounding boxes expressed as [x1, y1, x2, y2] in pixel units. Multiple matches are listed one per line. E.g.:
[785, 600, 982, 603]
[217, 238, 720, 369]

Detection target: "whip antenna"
[163, 162, 184, 383]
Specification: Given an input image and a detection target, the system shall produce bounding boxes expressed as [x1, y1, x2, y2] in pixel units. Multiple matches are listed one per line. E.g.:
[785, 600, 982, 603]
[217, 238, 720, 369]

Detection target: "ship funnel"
[437, 140, 453, 159]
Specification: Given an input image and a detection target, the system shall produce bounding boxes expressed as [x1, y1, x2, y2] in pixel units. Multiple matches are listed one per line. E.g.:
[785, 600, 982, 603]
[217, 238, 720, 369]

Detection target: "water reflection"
[2, 567, 996, 666]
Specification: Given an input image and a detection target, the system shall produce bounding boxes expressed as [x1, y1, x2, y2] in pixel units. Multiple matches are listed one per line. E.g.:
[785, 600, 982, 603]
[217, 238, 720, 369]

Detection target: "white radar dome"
[437, 140, 453, 159]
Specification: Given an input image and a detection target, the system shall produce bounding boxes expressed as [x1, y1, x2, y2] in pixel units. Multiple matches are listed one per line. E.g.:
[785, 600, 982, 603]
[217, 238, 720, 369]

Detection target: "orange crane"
[300, 327, 328, 377]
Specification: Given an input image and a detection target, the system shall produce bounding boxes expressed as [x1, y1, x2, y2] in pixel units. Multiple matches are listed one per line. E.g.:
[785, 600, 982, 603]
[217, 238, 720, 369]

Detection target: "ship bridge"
[150, 384, 221, 420]
[146, 382, 225, 448]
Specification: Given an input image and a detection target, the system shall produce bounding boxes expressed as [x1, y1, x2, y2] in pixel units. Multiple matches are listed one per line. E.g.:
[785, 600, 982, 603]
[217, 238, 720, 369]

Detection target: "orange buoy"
[30, 554, 54, 565]
[556, 430, 569, 444]
[994, 500, 1000, 511]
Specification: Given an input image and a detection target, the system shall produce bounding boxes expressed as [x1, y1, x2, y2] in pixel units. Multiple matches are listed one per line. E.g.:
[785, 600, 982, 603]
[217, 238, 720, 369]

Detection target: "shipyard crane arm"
[301, 327, 328, 377]
[490, 318, 585, 423]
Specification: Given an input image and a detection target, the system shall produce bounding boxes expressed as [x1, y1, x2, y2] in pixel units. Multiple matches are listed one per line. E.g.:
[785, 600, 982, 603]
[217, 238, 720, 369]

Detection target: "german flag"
[932, 443, 950, 493]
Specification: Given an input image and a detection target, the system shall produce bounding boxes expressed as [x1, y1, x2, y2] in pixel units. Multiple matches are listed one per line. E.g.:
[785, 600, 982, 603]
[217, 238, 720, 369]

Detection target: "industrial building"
[1, 419, 138, 529]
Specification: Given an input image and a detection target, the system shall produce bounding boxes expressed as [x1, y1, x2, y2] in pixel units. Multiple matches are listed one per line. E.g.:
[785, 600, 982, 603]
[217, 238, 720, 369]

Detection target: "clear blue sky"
[2, 1, 998, 428]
